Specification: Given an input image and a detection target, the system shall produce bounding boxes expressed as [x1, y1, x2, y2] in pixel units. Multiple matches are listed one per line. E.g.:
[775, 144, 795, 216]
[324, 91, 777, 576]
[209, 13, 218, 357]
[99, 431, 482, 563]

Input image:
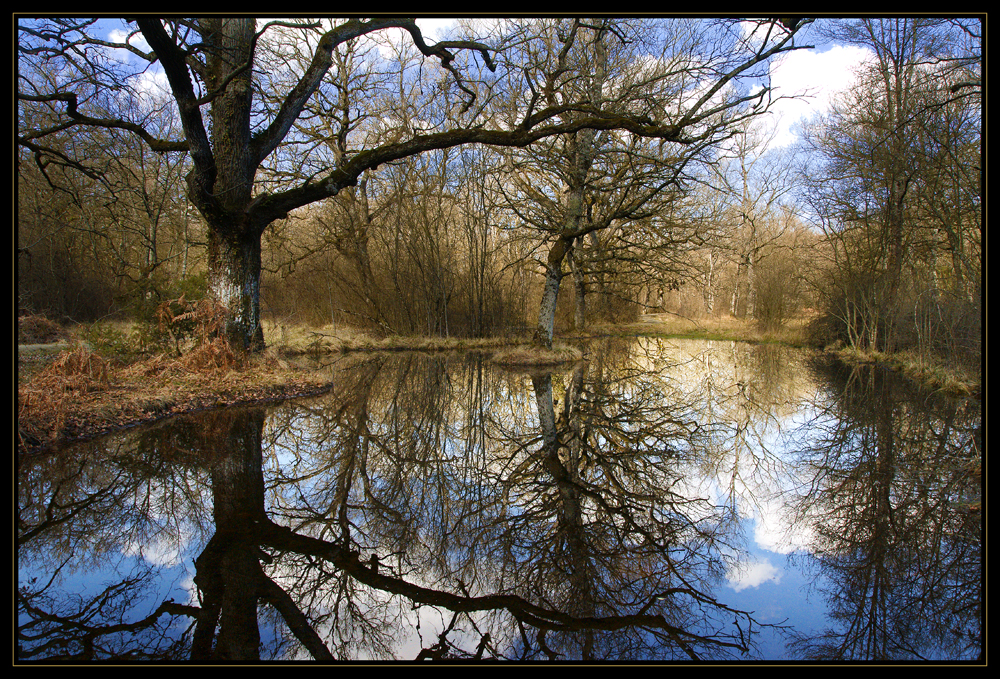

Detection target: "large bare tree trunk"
[534, 236, 573, 349]
[569, 249, 587, 330]
[533, 117, 594, 349]
[207, 227, 266, 352]
[534, 253, 564, 350]
[200, 19, 266, 352]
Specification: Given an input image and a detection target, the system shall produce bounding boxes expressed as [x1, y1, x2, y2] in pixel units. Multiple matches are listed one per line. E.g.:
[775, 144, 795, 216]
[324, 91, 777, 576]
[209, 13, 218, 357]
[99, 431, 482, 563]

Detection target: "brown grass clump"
[154, 295, 229, 355]
[17, 334, 322, 453]
[193, 337, 238, 366]
[18, 313, 67, 344]
[490, 343, 584, 366]
[18, 344, 112, 449]
[34, 344, 110, 389]
[121, 336, 247, 379]
[172, 336, 240, 373]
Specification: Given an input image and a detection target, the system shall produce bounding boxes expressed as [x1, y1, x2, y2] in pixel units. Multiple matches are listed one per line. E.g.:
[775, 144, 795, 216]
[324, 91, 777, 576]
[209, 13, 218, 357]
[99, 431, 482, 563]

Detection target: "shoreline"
[17, 319, 979, 455]
[821, 345, 981, 399]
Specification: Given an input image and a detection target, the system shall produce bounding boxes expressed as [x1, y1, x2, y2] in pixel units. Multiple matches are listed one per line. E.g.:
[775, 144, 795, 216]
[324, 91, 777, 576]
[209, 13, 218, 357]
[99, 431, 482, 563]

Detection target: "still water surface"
[17, 339, 982, 662]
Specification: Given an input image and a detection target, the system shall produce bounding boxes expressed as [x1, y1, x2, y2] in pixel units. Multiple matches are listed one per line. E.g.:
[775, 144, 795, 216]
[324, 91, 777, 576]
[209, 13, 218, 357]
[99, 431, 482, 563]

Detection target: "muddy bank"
[16, 345, 333, 455]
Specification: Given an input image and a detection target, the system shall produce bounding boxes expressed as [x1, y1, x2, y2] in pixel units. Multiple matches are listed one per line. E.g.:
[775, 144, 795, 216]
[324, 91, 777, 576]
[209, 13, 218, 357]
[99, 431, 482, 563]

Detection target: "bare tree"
[801, 18, 981, 360]
[708, 121, 795, 319]
[492, 18, 813, 348]
[18, 17, 812, 352]
[16, 106, 196, 320]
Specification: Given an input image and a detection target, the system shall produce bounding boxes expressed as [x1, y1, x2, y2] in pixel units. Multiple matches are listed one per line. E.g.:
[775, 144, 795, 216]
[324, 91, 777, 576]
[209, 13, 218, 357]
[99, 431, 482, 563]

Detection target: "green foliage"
[79, 322, 144, 365]
[172, 272, 209, 303]
[127, 274, 210, 354]
[72, 276, 215, 362]
[129, 273, 208, 324]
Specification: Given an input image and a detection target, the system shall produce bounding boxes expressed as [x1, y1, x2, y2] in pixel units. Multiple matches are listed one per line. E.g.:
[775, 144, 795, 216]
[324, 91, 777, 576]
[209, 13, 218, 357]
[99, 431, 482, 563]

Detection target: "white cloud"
[751, 507, 815, 555]
[123, 535, 184, 567]
[727, 557, 782, 592]
[415, 18, 457, 42]
[760, 43, 875, 150]
[107, 26, 150, 55]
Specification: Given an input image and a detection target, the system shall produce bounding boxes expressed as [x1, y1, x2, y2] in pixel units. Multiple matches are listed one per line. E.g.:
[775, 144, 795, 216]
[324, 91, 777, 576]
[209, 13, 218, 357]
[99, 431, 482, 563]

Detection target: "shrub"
[151, 295, 228, 356]
[79, 321, 143, 364]
[38, 345, 110, 387]
[18, 314, 66, 344]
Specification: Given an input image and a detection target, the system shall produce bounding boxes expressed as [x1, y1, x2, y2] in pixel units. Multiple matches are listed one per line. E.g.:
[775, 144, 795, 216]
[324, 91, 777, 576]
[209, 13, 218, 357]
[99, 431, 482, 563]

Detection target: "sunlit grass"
[829, 345, 980, 397]
[588, 312, 814, 347]
[19, 312, 978, 453]
[263, 320, 525, 355]
[489, 343, 584, 366]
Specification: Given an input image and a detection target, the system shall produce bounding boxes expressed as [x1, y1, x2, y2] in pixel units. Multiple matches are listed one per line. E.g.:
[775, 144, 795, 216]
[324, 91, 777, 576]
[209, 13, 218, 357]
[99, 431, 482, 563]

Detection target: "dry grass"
[603, 312, 814, 346]
[17, 336, 329, 454]
[120, 336, 241, 378]
[489, 343, 584, 366]
[18, 344, 112, 450]
[37, 344, 110, 385]
[274, 321, 586, 366]
[265, 320, 524, 355]
[18, 313, 68, 344]
[828, 345, 980, 397]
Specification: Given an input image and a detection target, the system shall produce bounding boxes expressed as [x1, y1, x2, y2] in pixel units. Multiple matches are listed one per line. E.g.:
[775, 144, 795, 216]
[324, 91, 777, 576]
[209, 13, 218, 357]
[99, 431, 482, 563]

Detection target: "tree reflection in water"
[16, 341, 982, 662]
[783, 357, 982, 661]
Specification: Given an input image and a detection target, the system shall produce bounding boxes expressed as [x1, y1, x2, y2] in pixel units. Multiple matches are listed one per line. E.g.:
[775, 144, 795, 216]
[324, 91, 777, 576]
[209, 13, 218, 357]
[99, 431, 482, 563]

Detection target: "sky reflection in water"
[17, 338, 982, 662]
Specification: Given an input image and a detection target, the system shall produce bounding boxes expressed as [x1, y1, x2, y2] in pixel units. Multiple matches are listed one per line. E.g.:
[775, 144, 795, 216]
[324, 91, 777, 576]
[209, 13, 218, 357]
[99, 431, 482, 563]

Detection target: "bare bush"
[18, 314, 67, 344]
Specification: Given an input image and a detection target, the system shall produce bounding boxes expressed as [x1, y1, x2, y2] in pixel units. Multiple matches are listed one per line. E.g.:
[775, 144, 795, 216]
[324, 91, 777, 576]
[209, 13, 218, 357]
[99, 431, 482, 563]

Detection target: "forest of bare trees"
[799, 18, 981, 370]
[17, 17, 981, 370]
[15, 18, 983, 664]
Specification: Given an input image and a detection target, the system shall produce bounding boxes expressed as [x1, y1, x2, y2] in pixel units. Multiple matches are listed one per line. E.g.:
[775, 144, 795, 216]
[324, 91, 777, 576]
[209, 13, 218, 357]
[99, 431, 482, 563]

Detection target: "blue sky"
[86, 17, 876, 159]
[409, 18, 877, 153]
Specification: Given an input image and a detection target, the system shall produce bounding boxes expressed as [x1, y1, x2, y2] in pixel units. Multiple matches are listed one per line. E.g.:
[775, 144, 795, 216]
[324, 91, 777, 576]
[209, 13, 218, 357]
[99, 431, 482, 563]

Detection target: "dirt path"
[18, 341, 74, 353]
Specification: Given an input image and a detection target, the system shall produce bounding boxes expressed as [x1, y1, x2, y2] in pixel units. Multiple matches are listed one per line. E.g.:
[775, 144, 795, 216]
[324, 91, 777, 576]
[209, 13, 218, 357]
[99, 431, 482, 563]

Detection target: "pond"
[16, 338, 982, 662]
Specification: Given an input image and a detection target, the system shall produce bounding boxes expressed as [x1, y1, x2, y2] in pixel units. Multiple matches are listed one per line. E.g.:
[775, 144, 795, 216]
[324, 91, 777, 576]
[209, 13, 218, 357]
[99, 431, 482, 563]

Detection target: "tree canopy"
[18, 17, 813, 350]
